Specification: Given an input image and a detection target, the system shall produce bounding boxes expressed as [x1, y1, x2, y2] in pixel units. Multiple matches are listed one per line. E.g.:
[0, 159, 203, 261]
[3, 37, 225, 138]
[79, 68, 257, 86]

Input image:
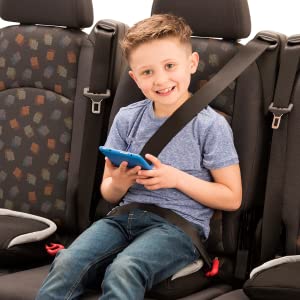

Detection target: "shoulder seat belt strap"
[83, 21, 116, 113]
[79, 20, 118, 230]
[140, 36, 274, 158]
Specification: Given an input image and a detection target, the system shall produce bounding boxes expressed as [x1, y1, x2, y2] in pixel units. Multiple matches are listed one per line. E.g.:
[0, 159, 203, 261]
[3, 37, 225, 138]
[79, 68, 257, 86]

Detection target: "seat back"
[260, 35, 300, 260]
[209, 36, 300, 300]
[0, 0, 125, 239]
[281, 40, 300, 255]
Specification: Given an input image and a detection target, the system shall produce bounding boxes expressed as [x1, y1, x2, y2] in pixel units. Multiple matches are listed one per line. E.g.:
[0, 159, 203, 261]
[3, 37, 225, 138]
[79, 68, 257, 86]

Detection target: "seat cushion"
[0, 265, 158, 299]
[213, 289, 249, 300]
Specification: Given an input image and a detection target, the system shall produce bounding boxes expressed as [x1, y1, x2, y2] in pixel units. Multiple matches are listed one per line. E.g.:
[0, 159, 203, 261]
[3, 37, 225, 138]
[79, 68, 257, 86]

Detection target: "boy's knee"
[51, 249, 75, 271]
[105, 255, 152, 288]
[108, 255, 138, 274]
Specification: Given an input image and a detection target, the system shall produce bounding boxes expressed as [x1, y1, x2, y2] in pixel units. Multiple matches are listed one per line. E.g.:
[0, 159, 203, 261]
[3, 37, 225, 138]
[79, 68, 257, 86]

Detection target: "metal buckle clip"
[268, 102, 293, 129]
[83, 87, 111, 114]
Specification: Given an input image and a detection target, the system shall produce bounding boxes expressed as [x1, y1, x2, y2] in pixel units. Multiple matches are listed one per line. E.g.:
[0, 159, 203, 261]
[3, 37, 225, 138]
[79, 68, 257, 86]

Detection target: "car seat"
[0, 0, 285, 299]
[96, 0, 285, 299]
[208, 34, 300, 300]
[0, 0, 127, 274]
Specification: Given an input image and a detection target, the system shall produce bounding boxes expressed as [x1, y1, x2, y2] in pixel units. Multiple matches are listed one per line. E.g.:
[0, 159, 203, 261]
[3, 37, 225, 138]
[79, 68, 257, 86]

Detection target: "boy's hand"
[136, 154, 180, 190]
[105, 157, 141, 191]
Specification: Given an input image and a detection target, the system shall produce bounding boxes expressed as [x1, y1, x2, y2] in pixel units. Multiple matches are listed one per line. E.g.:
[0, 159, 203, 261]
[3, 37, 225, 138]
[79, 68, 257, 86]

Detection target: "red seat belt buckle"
[205, 257, 219, 277]
[45, 243, 65, 256]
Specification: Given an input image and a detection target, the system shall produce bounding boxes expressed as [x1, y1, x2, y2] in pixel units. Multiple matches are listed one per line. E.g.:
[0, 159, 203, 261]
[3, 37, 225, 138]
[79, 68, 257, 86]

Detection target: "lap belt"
[107, 203, 213, 271]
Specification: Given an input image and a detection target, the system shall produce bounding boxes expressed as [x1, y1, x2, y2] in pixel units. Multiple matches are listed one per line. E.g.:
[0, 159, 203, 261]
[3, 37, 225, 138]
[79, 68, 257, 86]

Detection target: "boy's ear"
[190, 52, 199, 74]
[128, 70, 137, 82]
[128, 70, 142, 89]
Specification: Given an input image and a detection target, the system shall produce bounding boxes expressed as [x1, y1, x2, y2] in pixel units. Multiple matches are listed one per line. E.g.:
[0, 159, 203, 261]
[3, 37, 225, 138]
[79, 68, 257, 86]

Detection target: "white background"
[91, 0, 300, 38]
[0, 0, 299, 39]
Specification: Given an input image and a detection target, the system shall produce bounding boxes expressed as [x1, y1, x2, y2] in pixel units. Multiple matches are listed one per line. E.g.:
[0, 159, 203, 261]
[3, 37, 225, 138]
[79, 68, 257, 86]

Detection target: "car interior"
[0, 0, 299, 299]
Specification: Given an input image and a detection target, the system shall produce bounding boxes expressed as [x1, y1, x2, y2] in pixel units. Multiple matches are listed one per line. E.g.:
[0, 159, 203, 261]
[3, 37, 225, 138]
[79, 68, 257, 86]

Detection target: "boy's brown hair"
[121, 14, 193, 61]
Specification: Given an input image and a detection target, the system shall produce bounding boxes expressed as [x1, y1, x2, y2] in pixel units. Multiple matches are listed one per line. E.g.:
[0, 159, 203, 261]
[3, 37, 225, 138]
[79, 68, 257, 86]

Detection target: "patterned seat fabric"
[0, 0, 94, 233]
[0, 26, 86, 226]
[0, 26, 84, 96]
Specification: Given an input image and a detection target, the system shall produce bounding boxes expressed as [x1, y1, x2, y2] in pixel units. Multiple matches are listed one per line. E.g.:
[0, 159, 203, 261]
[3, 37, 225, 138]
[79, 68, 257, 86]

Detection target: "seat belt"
[83, 21, 116, 114]
[120, 34, 279, 275]
[107, 202, 212, 270]
[78, 20, 118, 230]
[140, 35, 275, 157]
[233, 32, 287, 281]
[260, 35, 300, 262]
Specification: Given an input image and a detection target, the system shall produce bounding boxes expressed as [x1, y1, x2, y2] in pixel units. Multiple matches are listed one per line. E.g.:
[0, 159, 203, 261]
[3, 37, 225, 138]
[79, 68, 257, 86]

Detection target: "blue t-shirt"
[105, 99, 239, 238]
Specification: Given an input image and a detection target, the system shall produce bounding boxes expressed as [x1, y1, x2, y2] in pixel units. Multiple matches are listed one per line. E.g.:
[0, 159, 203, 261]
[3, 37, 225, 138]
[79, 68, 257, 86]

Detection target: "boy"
[36, 14, 242, 300]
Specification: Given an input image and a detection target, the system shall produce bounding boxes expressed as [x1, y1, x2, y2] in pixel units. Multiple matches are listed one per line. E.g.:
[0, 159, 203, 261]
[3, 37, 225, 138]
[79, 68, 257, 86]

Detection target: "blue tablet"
[99, 146, 153, 170]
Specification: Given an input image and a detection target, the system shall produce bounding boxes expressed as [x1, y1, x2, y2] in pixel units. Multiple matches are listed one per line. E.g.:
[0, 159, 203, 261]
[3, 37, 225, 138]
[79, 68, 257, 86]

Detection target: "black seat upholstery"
[260, 34, 300, 260]
[279, 36, 300, 257]
[202, 29, 300, 300]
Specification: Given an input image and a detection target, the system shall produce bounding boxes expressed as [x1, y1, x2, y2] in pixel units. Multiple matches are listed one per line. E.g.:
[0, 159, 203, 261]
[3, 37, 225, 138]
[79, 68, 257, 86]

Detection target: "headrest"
[151, 0, 251, 40]
[0, 0, 93, 29]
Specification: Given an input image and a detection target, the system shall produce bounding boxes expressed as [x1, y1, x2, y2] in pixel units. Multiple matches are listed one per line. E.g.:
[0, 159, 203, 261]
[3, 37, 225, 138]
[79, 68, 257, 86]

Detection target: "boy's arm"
[100, 158, 141, 204]
[175, 163, 242, 211]
[136, 154, 242, 211]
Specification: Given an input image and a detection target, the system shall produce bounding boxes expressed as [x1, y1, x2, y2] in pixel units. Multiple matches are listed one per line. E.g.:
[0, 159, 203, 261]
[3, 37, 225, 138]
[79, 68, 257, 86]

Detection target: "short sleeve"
[202, 114, 239, 170]
[104, 110, 128, 151]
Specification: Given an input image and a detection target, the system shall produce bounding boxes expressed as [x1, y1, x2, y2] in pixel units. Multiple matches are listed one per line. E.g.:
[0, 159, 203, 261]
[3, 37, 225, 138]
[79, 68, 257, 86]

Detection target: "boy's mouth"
[155, 86, 175, 95]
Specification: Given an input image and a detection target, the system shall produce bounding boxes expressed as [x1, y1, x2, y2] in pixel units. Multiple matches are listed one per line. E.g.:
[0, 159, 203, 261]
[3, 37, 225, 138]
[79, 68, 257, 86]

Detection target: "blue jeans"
[36, 209, 200, 300]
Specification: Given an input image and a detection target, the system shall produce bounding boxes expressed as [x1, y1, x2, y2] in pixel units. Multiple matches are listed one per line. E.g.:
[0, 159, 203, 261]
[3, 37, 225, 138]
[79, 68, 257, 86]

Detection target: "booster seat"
[95, 0, 285, 299]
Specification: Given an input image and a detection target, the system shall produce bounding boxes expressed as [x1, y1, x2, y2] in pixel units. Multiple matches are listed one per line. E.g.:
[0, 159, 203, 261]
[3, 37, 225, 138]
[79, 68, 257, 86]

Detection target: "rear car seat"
[0, 0, 126, 275]
[95, 0, 285, 299]
[0, 0, 285, 299]
[215, 33, 300, 300]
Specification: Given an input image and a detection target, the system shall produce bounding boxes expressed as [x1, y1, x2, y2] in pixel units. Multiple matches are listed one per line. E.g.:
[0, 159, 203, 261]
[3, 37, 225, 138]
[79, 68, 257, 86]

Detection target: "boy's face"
[128, 37, 199, 117]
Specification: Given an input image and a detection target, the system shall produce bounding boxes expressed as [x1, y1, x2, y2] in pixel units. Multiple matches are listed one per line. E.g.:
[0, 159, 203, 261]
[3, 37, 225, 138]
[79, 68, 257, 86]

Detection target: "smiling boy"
[36, 14, 242, 300]
[128, 37, 197, 118]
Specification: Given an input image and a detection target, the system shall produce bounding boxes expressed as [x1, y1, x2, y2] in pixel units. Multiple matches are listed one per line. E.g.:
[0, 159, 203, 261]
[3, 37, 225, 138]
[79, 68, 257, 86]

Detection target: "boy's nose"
[153, 69, 169, 86]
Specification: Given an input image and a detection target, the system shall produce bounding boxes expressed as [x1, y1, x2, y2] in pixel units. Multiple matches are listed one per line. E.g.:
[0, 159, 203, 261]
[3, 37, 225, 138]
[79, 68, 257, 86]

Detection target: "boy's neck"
[153, 92, 192, 118]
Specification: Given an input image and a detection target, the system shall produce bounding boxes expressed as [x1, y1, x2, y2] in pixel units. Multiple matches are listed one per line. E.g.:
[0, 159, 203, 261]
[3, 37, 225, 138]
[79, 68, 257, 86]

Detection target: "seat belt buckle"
[45, 243, 65, 256]
[268, 102, 293, 129]
[83, 87, 111, 114]
[205, 257, 219, 277]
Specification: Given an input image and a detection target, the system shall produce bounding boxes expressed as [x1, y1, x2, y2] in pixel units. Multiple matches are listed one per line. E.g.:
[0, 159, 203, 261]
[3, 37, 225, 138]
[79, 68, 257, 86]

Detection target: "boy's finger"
[128, 166, 141, 174]
[145, 153, 161, 168]
[137, 177, 158, 186]
[119, 161, 128, 170]
[137, 175, 149, 179]
[105, 157, 114, 169]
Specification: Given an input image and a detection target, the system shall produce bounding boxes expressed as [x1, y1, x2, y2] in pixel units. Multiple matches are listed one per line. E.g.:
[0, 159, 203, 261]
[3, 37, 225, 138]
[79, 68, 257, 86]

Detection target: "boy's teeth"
[159, 87, 171, 93]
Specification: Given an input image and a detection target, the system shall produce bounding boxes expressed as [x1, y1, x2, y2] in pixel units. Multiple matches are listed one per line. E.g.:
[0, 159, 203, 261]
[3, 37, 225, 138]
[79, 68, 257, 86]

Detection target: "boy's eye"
[142, 70, 152, 76]
[166, 63, 175, 70]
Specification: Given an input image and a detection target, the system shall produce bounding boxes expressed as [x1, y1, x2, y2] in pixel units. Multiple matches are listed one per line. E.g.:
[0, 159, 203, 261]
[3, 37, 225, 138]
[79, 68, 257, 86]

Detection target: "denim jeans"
[36, 209, 200, 300]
